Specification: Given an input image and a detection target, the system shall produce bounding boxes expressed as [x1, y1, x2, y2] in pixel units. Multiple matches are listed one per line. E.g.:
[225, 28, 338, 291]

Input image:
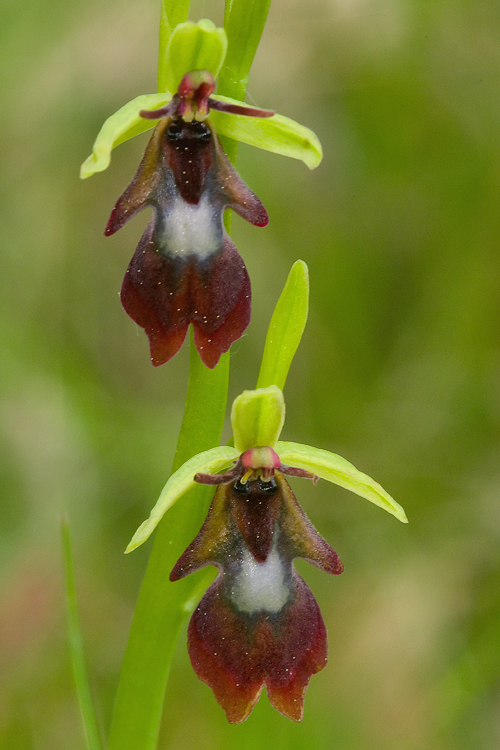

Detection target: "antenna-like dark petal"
[208, 97, 274, 118]
[139, 97, 179, 120]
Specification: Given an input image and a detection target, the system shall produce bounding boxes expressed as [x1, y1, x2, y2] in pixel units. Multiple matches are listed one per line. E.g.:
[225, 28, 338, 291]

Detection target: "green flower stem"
[108, 3, 272, 747]
[108, 342, 229, 750]
[158, 0, 190, 92]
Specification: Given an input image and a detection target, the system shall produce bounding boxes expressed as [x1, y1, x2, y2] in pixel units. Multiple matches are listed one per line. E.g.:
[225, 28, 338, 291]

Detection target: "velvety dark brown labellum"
[105, 117, 268, 368]
[170, 474, 343, 723]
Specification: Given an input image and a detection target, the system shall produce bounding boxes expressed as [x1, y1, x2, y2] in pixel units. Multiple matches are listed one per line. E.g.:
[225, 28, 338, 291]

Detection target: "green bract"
[257, 260, 309, 390]
[80, 19, 322, 179]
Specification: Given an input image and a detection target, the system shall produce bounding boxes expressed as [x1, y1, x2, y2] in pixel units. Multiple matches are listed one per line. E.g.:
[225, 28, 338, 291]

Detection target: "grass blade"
[61, 518, 103, 750]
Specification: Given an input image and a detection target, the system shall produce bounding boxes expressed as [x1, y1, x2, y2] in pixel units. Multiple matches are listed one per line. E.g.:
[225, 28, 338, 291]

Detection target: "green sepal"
[275, 441, 408, 523]
[164, 20, 227, 94]
[209, 95, 323, 169]
[257, 260, 309, 391]
[80, 94, 170, 179]
[125, 446, 239, 553]
[231, 386, 285, 453]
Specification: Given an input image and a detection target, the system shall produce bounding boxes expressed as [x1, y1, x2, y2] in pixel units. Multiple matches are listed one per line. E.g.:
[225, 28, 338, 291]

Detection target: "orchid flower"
[171, 464, 343, 723]
[81, 20, 322, 367]
[125, 384, 407, 722]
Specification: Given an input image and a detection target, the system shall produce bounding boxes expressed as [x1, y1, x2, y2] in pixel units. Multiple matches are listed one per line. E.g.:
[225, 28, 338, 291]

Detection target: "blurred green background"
[1, 0, 500, 747]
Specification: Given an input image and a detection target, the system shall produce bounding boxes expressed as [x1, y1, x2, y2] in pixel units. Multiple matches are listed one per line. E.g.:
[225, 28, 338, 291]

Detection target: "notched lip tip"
[104, 212, 118, 236]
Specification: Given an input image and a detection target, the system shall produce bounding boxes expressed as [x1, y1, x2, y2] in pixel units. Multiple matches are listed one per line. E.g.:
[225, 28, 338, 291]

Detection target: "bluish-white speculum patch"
[230, 535, 291, 614]
[160, 194, 222, 258]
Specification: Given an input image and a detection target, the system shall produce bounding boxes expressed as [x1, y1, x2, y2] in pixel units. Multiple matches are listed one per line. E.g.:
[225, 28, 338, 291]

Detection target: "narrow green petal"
[275, 441, 408, 523]
[257, 260, 309, 391]
[80, 94, 170, 179]
[209, 95, 323, 169]
[125, 446, 239, 553]
[231, 386, 285, 453]
[164, 20, 227, 94]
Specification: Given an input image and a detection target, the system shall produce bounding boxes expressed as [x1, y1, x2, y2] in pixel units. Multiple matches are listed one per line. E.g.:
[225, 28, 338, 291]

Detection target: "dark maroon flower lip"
[170, 473, 343, 723]
[105, 70, 270, 368]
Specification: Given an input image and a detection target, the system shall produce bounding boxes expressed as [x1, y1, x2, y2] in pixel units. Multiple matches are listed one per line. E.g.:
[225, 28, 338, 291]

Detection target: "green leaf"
[158, 0, 191, 92]
[276, 441, 408, 523]
[125, 445, 239, 553]
[219, 0, 272, 103]
[80, 94, 169, 179]
[209, 96, 323, 168]
[231, 386, 285, 453]
[61, 519, 103, 750]
[164, 20, 227, 95]
[257, 260, 309, 390]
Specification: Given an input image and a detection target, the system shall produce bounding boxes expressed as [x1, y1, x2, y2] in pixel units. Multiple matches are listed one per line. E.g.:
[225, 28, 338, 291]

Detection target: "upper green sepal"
[209, 95, 323, 169]
[276, 441, 408, 523]
[125, 446, 239, 553]
[80, 93, 169, 179]
[164, 20, 227, 94]
[231, 386, 285, 453]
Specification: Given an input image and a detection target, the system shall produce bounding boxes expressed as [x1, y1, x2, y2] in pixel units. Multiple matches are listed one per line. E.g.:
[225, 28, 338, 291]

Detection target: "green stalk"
[108, 2, 272, 748]
[108, 342, 229, 750]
